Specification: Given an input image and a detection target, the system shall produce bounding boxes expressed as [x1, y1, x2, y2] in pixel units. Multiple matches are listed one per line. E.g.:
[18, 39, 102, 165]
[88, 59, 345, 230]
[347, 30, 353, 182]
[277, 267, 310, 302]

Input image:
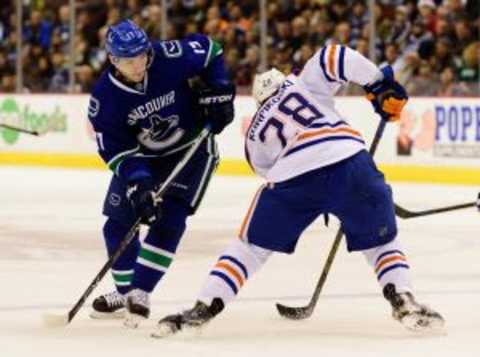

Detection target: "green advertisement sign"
[0, 98, 68, 144]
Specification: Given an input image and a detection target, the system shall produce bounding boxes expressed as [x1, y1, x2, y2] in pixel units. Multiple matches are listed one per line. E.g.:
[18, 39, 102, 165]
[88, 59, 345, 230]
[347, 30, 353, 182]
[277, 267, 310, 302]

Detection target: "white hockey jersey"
[245, 44, 383, 182]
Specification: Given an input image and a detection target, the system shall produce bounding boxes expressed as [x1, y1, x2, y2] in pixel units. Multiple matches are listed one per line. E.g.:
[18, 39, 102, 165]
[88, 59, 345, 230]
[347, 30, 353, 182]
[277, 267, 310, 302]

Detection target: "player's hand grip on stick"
[126, 177, 162, 224]
[196, 84, 235, 134]
[42, 125, 212, 327]
[364, 66, 408, 122]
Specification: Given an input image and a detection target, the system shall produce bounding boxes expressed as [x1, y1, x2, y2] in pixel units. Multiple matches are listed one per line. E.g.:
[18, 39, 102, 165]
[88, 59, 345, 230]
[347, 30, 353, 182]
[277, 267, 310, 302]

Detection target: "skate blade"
[151, 321, 205, 339]
[402, 314, 446, 334]
[90, 309, 125, 320]
[42, 313, 69, 328]
[124, 313, 147, 329]
[151, 321, 179, 338]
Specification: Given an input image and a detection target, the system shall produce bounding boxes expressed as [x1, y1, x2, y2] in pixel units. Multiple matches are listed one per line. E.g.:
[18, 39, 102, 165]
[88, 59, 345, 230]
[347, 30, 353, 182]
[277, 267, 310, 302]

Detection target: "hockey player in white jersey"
[153, 44, 445, 337]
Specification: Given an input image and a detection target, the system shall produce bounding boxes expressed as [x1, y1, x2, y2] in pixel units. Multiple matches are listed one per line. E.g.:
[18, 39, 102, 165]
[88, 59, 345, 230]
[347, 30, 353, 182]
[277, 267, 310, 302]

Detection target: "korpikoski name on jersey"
[87, 34, 226, 179]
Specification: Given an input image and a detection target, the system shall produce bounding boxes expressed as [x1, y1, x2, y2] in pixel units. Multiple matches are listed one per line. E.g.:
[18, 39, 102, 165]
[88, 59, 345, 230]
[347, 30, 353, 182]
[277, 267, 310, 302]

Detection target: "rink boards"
[0, 94, 479, 185]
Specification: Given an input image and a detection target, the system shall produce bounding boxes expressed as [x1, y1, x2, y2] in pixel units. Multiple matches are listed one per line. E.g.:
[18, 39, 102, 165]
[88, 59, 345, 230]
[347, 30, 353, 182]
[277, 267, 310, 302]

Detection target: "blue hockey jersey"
[88, 34, 229, 182]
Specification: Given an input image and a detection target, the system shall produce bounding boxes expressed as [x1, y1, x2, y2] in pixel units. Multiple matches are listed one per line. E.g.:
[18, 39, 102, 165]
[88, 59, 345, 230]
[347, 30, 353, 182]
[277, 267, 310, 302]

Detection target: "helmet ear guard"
[252, 68, 286, 108]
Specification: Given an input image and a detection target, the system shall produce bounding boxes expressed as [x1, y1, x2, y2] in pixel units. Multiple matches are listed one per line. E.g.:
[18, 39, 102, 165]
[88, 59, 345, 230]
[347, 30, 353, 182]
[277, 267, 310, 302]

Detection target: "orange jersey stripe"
[297, 126, 362, 141]
[328, 45, 337, 77]
[215, 261, 245, 287]
[238, 184, 265, 239]
[375, 255, 407, 273]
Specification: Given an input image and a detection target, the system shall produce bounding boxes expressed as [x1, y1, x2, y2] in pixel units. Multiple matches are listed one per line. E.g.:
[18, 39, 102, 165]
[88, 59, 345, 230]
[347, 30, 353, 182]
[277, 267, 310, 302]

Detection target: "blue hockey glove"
[364, 66, 408, 122]
[197, 83, 235, 134]
[126, 178, 161, 224]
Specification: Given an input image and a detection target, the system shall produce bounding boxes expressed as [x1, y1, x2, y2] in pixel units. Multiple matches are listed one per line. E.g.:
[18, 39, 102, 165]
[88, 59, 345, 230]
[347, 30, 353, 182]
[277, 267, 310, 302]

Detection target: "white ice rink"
[1, 166, 479, 357]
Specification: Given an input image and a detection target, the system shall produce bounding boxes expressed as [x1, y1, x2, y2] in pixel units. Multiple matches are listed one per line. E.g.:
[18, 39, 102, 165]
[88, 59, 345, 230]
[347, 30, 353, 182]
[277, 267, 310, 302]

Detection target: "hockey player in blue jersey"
[87, 19, 235, 328]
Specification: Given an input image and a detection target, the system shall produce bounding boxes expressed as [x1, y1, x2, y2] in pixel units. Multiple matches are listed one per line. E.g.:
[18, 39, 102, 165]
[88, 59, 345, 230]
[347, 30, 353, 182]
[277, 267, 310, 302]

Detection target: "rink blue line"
[1, 289, 479, 312]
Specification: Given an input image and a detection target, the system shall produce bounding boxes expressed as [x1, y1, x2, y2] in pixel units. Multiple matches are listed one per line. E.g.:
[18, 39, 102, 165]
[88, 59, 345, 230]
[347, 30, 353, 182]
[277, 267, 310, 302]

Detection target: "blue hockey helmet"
[105, 20, 150, 58]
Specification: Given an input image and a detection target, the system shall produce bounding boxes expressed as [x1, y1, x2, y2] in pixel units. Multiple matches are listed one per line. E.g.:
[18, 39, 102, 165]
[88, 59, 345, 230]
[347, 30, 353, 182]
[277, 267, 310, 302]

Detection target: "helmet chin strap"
[146, 48, 154, 69]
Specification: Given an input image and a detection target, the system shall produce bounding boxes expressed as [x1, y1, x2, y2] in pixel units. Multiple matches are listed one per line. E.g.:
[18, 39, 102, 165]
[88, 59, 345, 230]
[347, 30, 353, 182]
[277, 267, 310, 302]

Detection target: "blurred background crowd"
[0, 0, 478, 95]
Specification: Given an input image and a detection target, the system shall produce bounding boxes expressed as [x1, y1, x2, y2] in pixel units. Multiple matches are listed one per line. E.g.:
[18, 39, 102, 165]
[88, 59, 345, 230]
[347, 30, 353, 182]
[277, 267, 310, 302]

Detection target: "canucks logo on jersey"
[137, 114, 185, 150]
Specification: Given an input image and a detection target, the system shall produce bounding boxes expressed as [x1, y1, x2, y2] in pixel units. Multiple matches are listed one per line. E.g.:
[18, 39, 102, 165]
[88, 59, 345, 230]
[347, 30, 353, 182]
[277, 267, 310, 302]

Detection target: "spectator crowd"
[0, 0, 478, 96]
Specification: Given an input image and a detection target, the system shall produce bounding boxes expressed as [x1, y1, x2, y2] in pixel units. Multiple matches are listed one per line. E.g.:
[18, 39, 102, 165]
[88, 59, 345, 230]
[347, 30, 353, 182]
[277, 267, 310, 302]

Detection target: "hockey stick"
[43, 126, 212, 327]
[0, 123, 41, 136]
[276, 119, 387, 320]
[394, 201, 476, 219]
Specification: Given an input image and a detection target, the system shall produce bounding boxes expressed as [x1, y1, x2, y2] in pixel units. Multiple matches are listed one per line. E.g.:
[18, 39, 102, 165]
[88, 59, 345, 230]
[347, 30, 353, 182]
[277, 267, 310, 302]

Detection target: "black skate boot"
[152, 298, 225, 338]
[383, 283, 445, 331]
[90, 291, 126, 319]
[124, 288, 150, 328]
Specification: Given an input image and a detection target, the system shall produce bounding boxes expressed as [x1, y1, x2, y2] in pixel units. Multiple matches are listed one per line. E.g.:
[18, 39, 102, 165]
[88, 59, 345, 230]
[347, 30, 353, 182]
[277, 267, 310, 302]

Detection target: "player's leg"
[362, 240, 443, 331]
[125, 137, 218, 327]
[124, 197, 189, 327]
[154, 180, 322, 337]
[199, 180, 320, 304]
[336, 150, 444, 331]
[91, 176, 140, 319]
[154, 238, 272, 337]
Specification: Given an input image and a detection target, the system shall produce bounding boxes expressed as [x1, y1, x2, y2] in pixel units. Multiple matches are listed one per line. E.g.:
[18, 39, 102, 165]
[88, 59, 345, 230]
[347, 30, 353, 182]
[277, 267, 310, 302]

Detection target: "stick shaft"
[395, 202, 476, 219]
[0, 123, 40, 135]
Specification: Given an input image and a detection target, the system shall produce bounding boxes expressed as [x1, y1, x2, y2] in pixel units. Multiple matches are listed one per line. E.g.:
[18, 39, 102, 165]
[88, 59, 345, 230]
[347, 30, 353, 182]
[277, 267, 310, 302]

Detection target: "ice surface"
[0, 166, 479, 357]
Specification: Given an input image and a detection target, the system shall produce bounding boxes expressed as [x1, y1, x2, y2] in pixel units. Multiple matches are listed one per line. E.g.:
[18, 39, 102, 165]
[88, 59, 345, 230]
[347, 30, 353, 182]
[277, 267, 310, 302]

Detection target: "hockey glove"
[197, 83, 236, 134]
[364, 66, 408, 122]
[126, 177, 162, 224]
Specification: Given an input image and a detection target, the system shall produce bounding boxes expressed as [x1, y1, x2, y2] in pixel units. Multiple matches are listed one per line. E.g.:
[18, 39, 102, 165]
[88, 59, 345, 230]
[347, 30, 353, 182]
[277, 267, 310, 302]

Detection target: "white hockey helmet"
[252, 68, 286, 107]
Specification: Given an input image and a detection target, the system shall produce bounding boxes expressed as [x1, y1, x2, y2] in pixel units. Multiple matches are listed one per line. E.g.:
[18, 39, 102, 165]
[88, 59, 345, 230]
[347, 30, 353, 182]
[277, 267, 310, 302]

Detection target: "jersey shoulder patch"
[159, 40, 183, 58]
[88, 96, 100, 118]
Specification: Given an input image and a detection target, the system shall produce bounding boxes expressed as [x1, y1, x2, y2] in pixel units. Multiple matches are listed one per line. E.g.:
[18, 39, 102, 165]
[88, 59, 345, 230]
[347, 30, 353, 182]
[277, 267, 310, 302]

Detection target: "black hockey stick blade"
[0, 123, 41, 136]
[275, 302, 313, 320]
[276, 228, 345, 320]
[394, 202, 476, 219]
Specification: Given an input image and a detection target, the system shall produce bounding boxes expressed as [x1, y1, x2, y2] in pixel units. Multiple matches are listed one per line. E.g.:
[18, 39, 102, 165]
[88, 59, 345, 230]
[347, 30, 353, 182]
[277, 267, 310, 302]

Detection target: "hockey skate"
[124, 288, 150, 328]
[152, 298, 224, 338]
[383, 283, 445, 332]
[90, 291, 126, 319]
